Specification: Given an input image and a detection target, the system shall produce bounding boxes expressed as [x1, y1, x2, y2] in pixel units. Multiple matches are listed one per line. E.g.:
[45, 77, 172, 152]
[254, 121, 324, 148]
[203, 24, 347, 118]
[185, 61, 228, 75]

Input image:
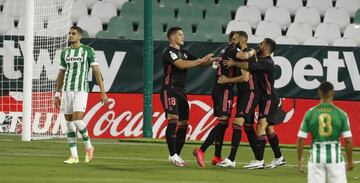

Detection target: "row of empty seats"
[0, 0, 359, 47]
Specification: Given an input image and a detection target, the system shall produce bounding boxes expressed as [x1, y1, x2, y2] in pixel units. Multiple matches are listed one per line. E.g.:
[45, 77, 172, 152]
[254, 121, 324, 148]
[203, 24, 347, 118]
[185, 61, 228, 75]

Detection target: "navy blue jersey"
[248, 56, 279, 100]
[161, 46, 197, 89]
[214, 44, 238, 88]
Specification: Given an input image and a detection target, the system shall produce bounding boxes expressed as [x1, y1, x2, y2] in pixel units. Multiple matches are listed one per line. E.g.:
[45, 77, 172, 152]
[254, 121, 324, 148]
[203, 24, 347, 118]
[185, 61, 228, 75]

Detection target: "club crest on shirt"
[170, 51, 178, 60]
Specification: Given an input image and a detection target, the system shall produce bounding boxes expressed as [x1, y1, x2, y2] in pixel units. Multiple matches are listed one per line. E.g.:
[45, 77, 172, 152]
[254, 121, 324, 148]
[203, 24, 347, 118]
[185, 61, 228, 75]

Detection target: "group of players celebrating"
[161, 27, 285, 169]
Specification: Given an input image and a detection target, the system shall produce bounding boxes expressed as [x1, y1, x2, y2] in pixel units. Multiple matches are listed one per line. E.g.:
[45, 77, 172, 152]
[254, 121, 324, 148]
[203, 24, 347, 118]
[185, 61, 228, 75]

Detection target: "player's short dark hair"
[319, 81, 334, 95]
[234, 31, 248, 40]
[264, 38, 276, 53]
[70, 25, 83, 35]
[167, 26, 182, 39]
[228, 31, 235, 42]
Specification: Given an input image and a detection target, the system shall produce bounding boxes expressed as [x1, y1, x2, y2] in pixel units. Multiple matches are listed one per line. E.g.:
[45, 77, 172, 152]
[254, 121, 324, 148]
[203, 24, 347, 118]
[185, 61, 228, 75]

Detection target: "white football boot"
[216, 158, 236, 168]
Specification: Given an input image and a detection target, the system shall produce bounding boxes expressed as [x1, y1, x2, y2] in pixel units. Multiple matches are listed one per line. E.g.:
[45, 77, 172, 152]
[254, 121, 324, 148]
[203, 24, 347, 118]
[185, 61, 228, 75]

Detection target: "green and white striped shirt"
[298, 103, 352, 164]
[60, 44, 98, 92]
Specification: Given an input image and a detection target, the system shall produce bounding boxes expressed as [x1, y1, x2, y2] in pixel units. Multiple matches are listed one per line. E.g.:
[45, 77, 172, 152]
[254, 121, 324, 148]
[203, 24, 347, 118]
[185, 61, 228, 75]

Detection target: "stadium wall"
[0, 39, 359, 146]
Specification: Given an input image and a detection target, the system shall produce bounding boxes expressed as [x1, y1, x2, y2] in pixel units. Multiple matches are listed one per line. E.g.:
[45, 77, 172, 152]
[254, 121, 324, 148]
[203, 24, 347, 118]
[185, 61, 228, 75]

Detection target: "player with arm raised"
[229, 38, 285, 169]
[297, 81, 353, 183]
[54, 25, 108, 164]
[160, 26, 214, 167]
[193, 31, 248, 167]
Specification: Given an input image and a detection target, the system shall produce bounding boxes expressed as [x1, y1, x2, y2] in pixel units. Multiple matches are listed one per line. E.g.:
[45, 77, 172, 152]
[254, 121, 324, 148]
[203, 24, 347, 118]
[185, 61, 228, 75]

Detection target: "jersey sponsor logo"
[169, 51, 178, 60]
[65, 56, 83, 63]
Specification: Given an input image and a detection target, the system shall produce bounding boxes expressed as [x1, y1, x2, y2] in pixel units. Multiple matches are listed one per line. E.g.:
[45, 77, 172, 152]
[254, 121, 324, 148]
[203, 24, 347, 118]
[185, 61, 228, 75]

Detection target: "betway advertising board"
[0, 38, 359, 145]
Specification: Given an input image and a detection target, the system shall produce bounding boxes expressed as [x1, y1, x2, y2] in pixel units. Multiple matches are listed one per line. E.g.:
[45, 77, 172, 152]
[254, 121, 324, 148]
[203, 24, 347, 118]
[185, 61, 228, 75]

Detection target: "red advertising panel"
[85, 93, 360, 146]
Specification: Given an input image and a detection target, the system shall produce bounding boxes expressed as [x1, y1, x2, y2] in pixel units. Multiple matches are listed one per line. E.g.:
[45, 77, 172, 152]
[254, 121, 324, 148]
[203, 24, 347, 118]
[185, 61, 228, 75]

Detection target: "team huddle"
[54, 25, 353, 183]
[160, 26, 353, 182]
[162, 27, 284, 168]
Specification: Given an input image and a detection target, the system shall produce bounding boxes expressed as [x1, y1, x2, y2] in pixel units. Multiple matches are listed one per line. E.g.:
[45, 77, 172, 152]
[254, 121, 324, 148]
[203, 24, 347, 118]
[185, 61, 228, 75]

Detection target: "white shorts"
[61, 91, 88, 114]
[308, 162, 347, 183]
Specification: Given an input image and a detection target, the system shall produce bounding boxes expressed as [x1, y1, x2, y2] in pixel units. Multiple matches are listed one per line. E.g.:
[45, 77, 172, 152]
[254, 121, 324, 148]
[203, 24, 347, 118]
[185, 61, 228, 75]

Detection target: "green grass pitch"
[0, 136, 359, 183]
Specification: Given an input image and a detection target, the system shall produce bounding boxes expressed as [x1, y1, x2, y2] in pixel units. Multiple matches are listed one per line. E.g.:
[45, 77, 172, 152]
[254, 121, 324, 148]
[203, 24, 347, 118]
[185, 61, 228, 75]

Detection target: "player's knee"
[167, 114, 179, 123]
[177, 120, 188, 126]
[233, 117, 244, 126]
[266, 126, 275, 135]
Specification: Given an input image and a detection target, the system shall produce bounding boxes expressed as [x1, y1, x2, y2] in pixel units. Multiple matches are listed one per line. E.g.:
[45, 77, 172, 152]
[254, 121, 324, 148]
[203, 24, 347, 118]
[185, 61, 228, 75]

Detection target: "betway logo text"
[274, 51, 360, 90]
[0, 40, 125, 92]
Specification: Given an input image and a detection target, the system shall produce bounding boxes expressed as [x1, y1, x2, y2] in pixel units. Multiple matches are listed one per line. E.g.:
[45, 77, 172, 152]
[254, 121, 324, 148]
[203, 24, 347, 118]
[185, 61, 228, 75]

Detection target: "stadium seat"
[177, 5, 203, 25]
[107, 0, 129, 10]
[246, 0, 273, 15]
[205, 5, 232, 26]
[120, 2, 143, 23]
[355, 9, 360, 23]
[276, 0, 303, 15]
[3, 0, 24, 20]
[314, 23, 341, 45]
[196, 19, 224, 42]
[96, 30, 120, 39]
[306, 0, 333, 16]
[0, 14, 14, 35]
[323, 8, 350, 33]
[255, 21, 282, 40]
[336, 0, 360, 17]
[294, 7, 321, 30]
[47, 14, 72, 34]
[248, 35, 264, 44]
[153, 6, 175, 25]
[77, 15, 103, 38]
[217, 0, 245, 13]
[91, 0, 117, 24]
[343, 24, 360, 44]
[107, 16, 133, 39]
[264, 7, 291, 30]
[5, 27, 25, 36]
[275, 36, 299, 45]
[303, 37, 328, 46]
[332, 37, 358, 47]
[160, 0, 188, 10]
[81, 30, 89, 38]
[225, 20, 252, 36]
[235, 6, 261, 29]
[185, 32, 207, 42]
[71, 0, 88, 23]
[189, 0, 215, 9]
[286, 22, 313, 44]
[79, 0, 97, 9]
[17, 16, 45, 32]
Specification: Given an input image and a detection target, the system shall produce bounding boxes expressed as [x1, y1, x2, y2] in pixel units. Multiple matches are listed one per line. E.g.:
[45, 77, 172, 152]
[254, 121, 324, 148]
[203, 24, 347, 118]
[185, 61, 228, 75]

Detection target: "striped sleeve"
[88, 48, 99, 66]
[341, 112, 352, 138]
[59, 49, 66, 70]
[298, 110, 310, 138]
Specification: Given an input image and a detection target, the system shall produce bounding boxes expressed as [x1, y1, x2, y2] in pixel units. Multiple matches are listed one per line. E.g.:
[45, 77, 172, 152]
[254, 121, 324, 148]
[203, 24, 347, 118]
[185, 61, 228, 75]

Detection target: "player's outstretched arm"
[296, 137, 306, 173]
[235, 49, 256, 60]
[54, 70, 65, 109]
[344, 137, 353, 171]
[217, 69, 249, 84]
[174, 53, 214, 69]
[92, 65, 108, 105]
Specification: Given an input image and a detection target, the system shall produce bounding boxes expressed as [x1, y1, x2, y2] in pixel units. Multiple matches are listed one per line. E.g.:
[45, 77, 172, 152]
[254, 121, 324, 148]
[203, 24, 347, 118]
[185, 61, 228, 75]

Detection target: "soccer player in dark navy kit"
[215, 31, 261, 168]
[234, 38, 285, 169]
[193, 31, 249, 167]
[160, 26, 214, 167]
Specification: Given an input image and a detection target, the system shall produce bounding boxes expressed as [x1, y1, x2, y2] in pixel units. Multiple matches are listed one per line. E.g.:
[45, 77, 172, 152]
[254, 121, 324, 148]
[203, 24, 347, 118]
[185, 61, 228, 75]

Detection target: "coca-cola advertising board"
[84, 93, 359, 146]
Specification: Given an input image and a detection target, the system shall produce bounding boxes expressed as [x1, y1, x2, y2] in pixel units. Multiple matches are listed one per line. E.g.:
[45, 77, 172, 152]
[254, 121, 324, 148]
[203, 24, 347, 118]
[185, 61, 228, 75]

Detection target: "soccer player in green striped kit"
[297, 81, 353, 183]
[54, 25, 108, 164]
